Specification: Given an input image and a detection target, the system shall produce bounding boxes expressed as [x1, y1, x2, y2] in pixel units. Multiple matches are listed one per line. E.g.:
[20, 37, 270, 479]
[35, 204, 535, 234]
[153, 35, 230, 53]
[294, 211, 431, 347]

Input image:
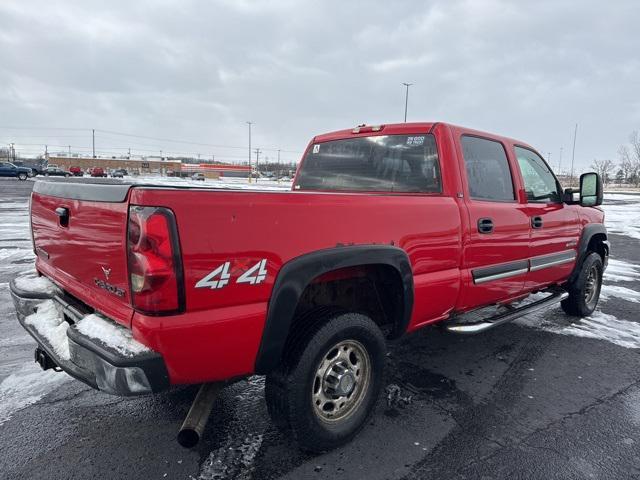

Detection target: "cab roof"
[312, 121, 535, 152]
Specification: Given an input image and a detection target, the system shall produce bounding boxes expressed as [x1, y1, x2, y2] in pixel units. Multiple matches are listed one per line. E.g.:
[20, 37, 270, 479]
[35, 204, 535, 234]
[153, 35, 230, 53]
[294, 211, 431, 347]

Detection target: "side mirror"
[579, 172, 603, 207]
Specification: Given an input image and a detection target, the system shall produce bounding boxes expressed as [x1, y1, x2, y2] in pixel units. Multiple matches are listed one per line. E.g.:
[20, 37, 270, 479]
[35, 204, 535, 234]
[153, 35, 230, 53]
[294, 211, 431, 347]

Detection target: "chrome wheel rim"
[312, 339, 371, 423]
[584, 265, 600, 307]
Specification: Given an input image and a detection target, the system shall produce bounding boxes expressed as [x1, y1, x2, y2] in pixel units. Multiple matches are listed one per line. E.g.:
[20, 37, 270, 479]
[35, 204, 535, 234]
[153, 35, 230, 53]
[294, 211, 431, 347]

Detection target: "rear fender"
[254, 245, 414, 374]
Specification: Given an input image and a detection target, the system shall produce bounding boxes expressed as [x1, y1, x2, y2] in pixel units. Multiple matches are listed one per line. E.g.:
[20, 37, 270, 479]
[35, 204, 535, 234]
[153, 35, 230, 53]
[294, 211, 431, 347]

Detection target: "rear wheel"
[561, 252, 603, 317]
[265, 311, 385, 452]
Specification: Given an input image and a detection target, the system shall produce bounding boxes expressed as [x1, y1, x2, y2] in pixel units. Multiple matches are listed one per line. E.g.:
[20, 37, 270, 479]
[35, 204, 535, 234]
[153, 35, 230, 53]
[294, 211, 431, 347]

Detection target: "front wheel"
[17, 173, 27, 181]
[265, 312, 386, 452]
[561, 252, 603, 317]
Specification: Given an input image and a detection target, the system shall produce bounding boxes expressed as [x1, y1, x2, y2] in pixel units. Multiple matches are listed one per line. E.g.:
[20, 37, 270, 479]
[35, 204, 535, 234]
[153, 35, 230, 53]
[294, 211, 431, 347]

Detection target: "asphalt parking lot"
[1, 178, 639, 479]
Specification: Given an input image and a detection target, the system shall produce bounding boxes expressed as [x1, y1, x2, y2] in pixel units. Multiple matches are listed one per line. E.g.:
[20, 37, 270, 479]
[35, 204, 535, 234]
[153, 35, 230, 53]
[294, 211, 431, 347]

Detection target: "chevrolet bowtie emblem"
[101, 266, 111, 280]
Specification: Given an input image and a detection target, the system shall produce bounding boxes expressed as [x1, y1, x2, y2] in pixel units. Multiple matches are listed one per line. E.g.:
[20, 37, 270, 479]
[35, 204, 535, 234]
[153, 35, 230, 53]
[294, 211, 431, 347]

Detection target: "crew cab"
[10, 122, 608, 452]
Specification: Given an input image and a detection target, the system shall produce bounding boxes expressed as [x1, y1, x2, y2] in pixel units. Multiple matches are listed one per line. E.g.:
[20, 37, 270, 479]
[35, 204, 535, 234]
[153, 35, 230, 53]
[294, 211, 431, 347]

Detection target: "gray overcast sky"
[1, 0, 638, 169]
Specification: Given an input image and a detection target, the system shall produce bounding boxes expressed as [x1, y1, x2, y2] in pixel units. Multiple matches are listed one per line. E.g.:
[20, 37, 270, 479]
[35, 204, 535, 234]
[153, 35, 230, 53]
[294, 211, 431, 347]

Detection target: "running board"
[445, 289, 569, 335]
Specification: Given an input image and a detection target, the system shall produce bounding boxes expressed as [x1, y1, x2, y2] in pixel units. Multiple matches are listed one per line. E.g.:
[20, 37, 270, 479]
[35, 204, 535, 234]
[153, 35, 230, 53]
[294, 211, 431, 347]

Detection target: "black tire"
[17, 173, 27, 181]
[44, 173, 49, 177]
[561, 252, 603, 317]
[265, 311, 386, 452]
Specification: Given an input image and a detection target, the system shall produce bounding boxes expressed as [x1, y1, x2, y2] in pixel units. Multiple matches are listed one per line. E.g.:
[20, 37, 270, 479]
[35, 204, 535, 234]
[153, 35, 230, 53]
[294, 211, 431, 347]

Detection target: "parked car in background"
[89, 167, 107, 177]
[0, 162, 31, 180]
[69, 166, 84, 176]
[43, 166, 71, 177]
[191, 172, 205, 181]
[111, 169, 128, 178]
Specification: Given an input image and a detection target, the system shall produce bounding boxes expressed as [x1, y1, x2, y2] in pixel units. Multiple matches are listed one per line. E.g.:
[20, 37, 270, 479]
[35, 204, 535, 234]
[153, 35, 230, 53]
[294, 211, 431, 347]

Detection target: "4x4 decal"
[195, 259, 268, 289]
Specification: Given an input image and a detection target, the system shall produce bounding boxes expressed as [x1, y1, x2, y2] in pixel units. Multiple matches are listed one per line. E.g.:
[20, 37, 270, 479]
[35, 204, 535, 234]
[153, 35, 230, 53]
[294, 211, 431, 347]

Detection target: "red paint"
[29, 122, 603, 386]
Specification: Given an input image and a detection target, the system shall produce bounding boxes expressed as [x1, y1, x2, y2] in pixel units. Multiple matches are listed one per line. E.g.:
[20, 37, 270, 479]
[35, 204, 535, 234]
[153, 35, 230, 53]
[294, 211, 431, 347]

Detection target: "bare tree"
[630, 131, 640, 187]
[590, 159, 615, 185]
[618, 145, 634, 183]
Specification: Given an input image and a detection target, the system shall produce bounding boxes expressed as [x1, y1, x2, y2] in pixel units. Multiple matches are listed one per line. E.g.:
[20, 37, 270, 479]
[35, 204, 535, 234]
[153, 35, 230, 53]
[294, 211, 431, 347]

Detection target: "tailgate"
[30, 180, 134, 327]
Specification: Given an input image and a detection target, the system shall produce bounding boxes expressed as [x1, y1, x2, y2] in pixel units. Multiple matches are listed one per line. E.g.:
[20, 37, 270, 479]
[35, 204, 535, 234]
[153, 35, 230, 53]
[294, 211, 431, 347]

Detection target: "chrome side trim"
[529, 250, 576, 272]
[473, 267, 529, 284]
[471, 249, 577, 284]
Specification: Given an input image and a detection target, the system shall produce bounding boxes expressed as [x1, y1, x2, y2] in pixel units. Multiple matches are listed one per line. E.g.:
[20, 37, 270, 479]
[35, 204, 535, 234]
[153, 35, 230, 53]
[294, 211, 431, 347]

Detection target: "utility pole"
[246, 121, 253, 182]
[92, 129, 95, 158]
[128, 148, 131, 159]
[68, 145, 71, 157]
[402, 83, 413, 122]
[44, 144, 48, 160]
[254, 148, 261, 181]
[570, 123, 578, 186]
[160, 150, 163, 160]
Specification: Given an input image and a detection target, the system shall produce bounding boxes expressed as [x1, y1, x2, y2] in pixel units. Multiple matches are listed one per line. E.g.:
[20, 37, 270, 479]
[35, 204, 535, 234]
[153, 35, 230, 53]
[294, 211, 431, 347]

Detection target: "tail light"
[127, 206, 185, 315]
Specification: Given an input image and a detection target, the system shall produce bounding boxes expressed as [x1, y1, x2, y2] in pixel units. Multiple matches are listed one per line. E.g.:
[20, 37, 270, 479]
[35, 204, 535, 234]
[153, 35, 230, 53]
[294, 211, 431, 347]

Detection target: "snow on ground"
[0, 362, 69, 426]
[555, 311, 640, 349]
[602, 193, 640, 239]
[76, 313, 150, 356]
[601, 284, 640, 303]
[605, 259, 640, 282]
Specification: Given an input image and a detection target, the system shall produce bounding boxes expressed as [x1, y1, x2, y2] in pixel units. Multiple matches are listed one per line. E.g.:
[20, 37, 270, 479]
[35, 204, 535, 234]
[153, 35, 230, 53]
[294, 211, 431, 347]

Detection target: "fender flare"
[254, 245, 414, 374]
[569, 223, 608, 283]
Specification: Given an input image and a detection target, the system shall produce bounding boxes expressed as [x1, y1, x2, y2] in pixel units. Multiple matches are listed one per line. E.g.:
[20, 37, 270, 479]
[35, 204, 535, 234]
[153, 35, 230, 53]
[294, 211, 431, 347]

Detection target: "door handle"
[531, 216, 543, 229]
[477, 218, 494, 234]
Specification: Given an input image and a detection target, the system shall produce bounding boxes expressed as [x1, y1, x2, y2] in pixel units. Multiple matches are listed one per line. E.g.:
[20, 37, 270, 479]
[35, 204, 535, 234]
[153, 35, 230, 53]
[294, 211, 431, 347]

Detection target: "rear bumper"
[10, 278, 169, 396]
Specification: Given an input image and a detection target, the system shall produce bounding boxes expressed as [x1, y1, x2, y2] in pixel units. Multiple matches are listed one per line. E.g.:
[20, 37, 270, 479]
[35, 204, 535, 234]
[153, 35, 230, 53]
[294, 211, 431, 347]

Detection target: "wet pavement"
[1, 178, 639, 479]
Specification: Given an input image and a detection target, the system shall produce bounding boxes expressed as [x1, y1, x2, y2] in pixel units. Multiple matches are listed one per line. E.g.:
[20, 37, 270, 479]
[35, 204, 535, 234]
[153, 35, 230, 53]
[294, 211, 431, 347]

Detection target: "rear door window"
[461, 136, 515, 202]
[294, 134, 441, 193]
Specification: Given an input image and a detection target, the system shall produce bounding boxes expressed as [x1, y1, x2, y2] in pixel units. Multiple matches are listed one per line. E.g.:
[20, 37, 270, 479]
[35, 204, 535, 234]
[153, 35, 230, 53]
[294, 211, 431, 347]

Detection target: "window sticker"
[312, 144, 320, 154]
[406, 136, 425, 146]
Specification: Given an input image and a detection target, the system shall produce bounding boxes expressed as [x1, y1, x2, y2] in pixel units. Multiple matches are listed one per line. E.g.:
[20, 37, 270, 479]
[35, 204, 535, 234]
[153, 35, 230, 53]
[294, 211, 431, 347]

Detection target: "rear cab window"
[460, 135, 516, 202]
[293, 134, 441, 193]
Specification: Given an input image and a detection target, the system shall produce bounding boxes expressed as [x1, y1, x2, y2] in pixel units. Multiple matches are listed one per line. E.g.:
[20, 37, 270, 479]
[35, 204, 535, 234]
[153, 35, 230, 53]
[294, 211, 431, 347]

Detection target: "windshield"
[294, 134, 441, 193]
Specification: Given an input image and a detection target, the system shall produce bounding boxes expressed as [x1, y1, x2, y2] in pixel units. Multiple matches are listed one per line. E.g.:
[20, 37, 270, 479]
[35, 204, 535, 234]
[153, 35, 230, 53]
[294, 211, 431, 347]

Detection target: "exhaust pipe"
[177, 382, 222, 448]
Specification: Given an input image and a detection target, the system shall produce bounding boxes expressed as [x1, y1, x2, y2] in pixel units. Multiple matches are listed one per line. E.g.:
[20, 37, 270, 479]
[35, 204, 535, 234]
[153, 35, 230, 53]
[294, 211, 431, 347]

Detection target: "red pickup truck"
[11, 122, 608, 452]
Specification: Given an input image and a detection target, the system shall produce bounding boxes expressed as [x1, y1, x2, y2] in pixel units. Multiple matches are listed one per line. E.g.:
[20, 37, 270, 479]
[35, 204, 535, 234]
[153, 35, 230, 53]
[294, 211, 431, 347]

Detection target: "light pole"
[402, 83, 413, 122]
[246, 121, 253, 182]
[570, 123, 578, 186]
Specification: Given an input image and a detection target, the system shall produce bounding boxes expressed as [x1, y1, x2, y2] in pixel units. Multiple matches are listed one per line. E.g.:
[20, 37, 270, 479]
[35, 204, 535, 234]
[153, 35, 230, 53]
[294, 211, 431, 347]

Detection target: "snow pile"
[604, 259, 640, 283]
[23, 300, 70, 360]
[75, 313, 150, 357]
[0, 363, 69, 426]
[557, 311, 640, 349]
[13, 274, 58, 295]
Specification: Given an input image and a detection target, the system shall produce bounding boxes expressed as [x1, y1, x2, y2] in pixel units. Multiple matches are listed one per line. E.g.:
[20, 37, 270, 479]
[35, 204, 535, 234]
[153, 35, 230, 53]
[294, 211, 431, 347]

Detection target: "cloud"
[0, 0, 638, 168]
